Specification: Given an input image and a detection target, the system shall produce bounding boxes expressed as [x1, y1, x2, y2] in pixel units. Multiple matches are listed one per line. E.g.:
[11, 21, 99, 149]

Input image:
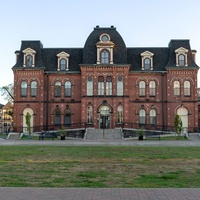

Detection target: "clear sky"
[0, 0, 200, 104]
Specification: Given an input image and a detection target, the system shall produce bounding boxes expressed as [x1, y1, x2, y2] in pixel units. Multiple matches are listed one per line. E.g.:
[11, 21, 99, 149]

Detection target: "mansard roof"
[12, 26, 199, 72]
[83, 26, 127, 64]
[166, 39, 198, 68]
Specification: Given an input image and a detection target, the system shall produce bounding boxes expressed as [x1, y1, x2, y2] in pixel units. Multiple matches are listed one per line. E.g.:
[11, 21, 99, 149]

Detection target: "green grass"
[0, 146, 200, 187]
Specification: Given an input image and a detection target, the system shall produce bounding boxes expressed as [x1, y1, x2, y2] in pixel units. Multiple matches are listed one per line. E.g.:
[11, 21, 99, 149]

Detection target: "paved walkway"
[0, 188, 200, 200]
[0, 133, 200, 200]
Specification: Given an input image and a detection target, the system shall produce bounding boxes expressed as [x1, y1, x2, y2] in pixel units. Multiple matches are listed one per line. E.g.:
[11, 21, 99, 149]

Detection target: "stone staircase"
[85, 128, 122, 140]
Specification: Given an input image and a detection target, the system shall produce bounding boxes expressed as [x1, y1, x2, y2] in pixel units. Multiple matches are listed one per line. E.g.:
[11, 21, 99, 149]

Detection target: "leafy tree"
[25, 112, 31, 136]
[0, 83, 14, 103]
[174, 114, 183, 136]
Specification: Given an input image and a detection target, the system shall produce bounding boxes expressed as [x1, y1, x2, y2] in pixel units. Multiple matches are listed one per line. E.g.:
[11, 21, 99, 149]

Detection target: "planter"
[60, 136, 65, 140]
[139, 135, 143, 140]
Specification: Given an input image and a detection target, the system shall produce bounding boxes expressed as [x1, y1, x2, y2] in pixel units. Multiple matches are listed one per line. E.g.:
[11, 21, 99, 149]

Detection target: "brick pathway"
[0, 188, 200, 200]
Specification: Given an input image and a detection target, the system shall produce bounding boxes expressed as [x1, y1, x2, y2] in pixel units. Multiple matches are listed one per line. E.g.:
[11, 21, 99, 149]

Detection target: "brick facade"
[12, 26, 199, 133]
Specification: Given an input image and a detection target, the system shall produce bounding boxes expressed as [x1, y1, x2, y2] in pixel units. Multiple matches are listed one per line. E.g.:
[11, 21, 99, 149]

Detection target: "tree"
[174, 114, 183, 136]
[0, 83, 14, 103]
[25, 112, 31, 136]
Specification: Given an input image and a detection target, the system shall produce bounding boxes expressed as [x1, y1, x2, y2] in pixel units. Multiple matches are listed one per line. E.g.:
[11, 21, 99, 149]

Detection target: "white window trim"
[22, 48, 36, 67]
[96, 33, 114, 64]
[57, 51, 70, 71]
[140, 51, 154, 70]
[175, 47, 188, 66]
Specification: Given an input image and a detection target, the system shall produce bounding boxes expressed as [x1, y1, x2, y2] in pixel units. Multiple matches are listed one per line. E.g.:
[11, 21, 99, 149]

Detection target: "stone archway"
[23, 108, 34, 134]
[99, 106, 110, 129]
[177, 107, 188, 132]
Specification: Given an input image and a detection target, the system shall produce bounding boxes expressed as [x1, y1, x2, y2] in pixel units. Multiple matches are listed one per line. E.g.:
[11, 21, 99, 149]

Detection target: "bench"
[146, 131, 160, 140]
[39, 132, 58, 140]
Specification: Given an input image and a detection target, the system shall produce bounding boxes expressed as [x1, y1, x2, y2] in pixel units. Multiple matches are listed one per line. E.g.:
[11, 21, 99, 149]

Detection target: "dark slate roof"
[166, 40, 199, 68]
[42, 48, 83, 71]
[13, 40, 45, 69]
[83, 26, 127, 64]
[12, 27, 199, 72]
[127, 47, 169, 71]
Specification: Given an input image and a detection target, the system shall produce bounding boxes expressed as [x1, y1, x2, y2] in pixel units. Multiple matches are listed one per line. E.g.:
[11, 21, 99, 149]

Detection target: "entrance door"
[100, 115, 110, 129]
[99, 106, 110, 129]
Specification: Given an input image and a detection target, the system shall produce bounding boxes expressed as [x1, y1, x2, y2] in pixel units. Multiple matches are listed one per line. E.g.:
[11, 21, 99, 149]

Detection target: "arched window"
[54, 108, 61, 125]
[21, 81, 27, 97]
[87, 105, 93, 124]
[117, 105, 123, 124]
[87, 76, 93, 96]
[26, 55, 33, 67]
[178, 54, 185, 66]
[184, 81, 190, 96]
[174, 81, 180, 96]
[150, 109, 156, 125]
[64, 109, 71, 125]
[139, 81, 146, 96]
[144, 58, 151, 70]
[106, 76, 112, 95]
[65, 81, 71, 97]
[117, 75, 123, 96]
[98, 76, 104, 95]
[31, 81, 37, 97]
[60, 59, 67, 70]
[139, 109, 146, 124]
[100, 49, 110, 64]
[55, 81, 61, 97]
[149, 81, 156, 96]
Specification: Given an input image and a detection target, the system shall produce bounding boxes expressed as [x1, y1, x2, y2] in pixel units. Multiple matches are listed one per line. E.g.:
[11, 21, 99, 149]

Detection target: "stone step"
[85, 128, 122, 140]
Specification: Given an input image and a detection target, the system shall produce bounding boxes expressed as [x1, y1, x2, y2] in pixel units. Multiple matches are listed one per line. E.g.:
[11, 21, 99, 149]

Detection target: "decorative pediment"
[140, 51, 154, 57]
[174, 47, 188, 53]
[57, 51, 70, 58]
[22, 48, 36, 54]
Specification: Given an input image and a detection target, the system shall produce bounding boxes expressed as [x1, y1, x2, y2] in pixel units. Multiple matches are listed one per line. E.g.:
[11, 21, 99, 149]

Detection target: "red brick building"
[12, 26, 199, 132]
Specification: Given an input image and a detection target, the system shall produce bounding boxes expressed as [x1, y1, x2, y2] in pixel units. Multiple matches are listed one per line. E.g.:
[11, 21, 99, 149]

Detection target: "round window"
[101, 35, 109, 42]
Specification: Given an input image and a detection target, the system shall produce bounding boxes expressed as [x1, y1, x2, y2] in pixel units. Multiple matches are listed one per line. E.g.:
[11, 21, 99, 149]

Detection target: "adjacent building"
[12, 26, 199, 132]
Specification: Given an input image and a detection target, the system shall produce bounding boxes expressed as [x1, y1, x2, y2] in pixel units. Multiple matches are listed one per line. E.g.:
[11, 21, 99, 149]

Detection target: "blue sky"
[0, 0, 200, 104]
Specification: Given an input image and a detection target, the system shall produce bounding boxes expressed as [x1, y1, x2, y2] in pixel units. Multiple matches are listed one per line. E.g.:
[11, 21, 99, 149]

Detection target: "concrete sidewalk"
[0, 188, 200, 200]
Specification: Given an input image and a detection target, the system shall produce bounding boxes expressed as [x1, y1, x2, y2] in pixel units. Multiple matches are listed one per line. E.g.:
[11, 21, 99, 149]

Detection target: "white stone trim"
[22, 48, 36, 67]
[175, 47, 189, 66]
[57, 51, 70, 70]
[140, 51, 154, 70]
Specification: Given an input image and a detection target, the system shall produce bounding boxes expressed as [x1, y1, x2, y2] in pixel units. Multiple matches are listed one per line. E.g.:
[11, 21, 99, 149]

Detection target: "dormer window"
[60, 59, 67, 70]
[100, 49, 110, 63]
[22, 48, 36, 67]
[26, 55, 33, 67]
[96, 33, 114, 64]
[144, 58, 151, 70]
[140, 51, 154, 70]
[178, 54, 185, 66]
[57, 51, 70, 71]
[175, 47, 188, 66]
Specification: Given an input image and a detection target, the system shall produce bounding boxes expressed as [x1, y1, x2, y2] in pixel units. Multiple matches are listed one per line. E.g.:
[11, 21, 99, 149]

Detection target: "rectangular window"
[31, 88, 37, 97]
[149, 88, 155, 96]
[139, 88, 145, 97]
[21, 88, 27, 97]
[106, 82, 112, 95]
[98, 82, 104, 95]
[150, 117, 156, 125]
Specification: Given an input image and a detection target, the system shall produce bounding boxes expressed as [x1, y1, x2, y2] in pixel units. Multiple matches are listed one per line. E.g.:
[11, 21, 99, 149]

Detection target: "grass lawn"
[0, 146, 200, 188]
